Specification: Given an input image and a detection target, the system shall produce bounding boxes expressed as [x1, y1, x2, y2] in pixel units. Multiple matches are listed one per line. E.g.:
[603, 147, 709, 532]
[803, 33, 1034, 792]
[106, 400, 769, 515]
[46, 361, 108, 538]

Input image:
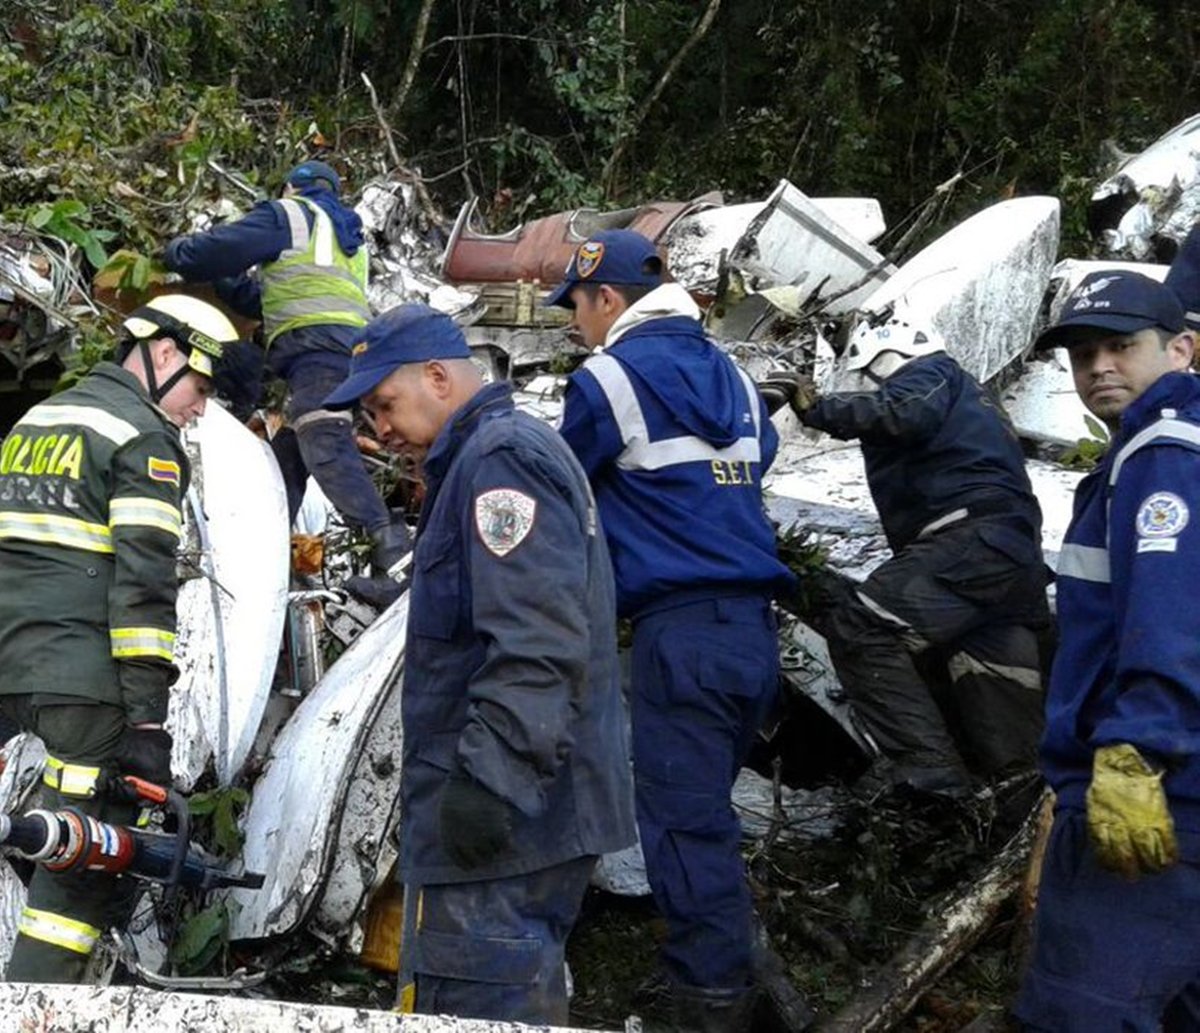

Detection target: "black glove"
[757, 372, 820, 416]
[118, 726, 173, 786]
[439, 774, 514, 870]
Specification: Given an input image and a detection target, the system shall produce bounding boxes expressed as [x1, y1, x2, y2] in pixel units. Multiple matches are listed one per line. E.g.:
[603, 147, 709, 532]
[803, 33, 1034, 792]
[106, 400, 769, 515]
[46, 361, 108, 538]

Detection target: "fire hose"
[0, 776, 263, 893]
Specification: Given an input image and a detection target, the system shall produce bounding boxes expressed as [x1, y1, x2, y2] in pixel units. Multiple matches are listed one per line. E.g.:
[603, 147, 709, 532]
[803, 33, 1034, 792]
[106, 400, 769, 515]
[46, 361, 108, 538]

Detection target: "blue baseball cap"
[1035, 270, 1186, 350]
[324, 304, 471, 408]
[286, 160, 341, 194]
[544, 229, 663, 309]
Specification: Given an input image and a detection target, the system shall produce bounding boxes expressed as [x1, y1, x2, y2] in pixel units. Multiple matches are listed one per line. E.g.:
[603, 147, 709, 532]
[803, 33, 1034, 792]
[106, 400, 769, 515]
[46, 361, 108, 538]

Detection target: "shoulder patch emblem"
[1136, 491, 1189, 539]
[147, 456, 181, 486]
[475, 488, 537, 557]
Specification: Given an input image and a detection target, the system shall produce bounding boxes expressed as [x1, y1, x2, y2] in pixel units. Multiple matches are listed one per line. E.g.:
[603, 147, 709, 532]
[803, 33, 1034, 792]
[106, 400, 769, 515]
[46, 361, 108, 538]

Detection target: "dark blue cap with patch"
[1035, 270, 1186, 350]
[544, 229, 663, 309]
[287, 160, 341, 194]
[323, 304, 471, 408]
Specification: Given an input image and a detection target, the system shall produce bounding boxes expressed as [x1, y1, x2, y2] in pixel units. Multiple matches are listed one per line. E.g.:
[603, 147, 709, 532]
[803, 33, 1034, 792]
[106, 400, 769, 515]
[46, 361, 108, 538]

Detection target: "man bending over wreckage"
[322, 303, 635, 1025]
[783, 310, 1050, 805]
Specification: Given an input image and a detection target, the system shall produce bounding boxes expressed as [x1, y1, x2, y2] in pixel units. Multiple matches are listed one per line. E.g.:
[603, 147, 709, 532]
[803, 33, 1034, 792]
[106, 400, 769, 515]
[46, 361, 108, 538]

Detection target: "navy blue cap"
[544, 229, 663, 309]
[323, 304, 471, 408]
[1035, 270, 1186, 350]
[287, 160, 341, 194]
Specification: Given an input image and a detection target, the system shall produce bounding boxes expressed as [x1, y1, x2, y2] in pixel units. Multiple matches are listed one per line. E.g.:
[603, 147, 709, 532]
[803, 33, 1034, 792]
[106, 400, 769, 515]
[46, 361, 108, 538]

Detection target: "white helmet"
[844, 310, 945, 376]
[122, 294, 239, 379]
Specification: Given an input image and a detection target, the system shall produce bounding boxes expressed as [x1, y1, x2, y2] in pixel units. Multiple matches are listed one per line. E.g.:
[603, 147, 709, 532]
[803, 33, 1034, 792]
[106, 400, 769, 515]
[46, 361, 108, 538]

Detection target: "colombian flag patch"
[147, 457, 181, 486]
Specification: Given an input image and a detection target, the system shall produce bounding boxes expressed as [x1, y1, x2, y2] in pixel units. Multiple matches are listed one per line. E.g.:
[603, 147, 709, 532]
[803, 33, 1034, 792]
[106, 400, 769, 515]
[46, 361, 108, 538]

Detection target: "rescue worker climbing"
[0, 294, 236, 982]
[163, 159, 409, 607]
[788, 310, 1049, 801]
[549, 229, 795, 1032]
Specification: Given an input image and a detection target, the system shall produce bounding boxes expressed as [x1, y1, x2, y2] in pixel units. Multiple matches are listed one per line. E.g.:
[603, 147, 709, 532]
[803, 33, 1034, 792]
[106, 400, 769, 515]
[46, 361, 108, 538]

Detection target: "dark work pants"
[631, 590, 779, 991]
[0, 696, 138, 983]
[1014, 811, 1200, 1032]
[805, 518, 1047, 791]
[269, 339, 389, 534]
[407, 855, 596, 1025]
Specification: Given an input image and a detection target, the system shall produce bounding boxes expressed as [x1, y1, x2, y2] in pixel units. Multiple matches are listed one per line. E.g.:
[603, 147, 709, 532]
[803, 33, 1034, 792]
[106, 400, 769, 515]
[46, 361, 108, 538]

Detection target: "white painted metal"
[0, 983, 605, 1032]
[228, 595, 409, 942]
[1001, 355, 1098, 448]
[0, 732, 45, 971]
[860, 196, 1061, 385]
[171, 402, 290, 787]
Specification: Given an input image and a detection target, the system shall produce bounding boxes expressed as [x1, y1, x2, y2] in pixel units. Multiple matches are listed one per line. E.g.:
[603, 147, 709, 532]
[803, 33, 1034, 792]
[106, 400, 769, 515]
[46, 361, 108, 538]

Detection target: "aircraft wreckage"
[4, 111, 1200, 1031]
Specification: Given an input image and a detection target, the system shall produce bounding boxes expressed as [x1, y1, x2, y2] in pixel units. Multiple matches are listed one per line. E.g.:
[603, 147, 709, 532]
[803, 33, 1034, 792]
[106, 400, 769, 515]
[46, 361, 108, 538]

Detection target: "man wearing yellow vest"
[164, 160, 409, 605]
[0, 294, 236, 981]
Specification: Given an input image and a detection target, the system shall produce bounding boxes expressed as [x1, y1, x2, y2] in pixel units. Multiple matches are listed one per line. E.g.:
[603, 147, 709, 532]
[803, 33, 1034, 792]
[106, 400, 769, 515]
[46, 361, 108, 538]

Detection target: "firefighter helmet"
[845, 310, 946, 375]
[122, 294, 238, 379]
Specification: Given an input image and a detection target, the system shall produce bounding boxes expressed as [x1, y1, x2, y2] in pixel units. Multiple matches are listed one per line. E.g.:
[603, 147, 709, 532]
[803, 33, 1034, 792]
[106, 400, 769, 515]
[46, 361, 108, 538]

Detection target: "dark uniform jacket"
[802, 353, 1043, 550]
[0, 363, 188, 725]
[399, 382, 636, 885]
[1043, 371, 1200, 853]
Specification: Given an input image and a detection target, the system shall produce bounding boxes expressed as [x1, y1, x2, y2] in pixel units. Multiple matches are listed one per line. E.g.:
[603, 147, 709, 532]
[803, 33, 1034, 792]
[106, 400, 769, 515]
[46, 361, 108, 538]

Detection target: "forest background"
[3, 0, 1200, 275]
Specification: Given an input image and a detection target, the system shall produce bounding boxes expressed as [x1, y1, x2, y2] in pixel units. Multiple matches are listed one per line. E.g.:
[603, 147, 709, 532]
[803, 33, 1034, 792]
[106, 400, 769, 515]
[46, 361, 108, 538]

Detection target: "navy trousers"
[631, 590, 779, 991]
[408, 856, 596, 1025]
[1014, 810, 1200, 1032]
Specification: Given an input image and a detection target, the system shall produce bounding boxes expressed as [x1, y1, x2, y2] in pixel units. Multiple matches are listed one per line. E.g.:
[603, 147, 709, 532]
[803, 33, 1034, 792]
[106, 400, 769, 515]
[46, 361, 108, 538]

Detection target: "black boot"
[344, 517, 412, 610]
[670, 984, 760, 1033]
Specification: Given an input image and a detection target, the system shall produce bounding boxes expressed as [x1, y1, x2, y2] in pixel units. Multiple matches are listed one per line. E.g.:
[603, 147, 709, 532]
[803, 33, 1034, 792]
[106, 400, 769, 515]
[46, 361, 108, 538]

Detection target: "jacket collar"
[1116, 371, 1200, 443]
[423, 381, 514, 484]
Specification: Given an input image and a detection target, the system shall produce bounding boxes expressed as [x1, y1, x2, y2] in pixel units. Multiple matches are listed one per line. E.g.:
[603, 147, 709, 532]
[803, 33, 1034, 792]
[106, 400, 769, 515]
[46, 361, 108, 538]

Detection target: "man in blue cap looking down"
[323, 303, 635, 1025]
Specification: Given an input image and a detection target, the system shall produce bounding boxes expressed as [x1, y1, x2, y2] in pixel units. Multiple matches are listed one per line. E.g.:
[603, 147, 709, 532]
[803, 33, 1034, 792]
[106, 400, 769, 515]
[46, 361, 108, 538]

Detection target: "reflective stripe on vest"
[260, 197, 370, 343]
[18, 907, 102, 955]
[17, 404, 139, 446]
[110, 625, 176, 662]
[0, 511, 114, 553]
[43, 755, 102, 797]
[1055, 543, 1111, 583]
[584, 353, 762, 471]
[109, 497, 182, 539]
[1108, 413, 1200, 487]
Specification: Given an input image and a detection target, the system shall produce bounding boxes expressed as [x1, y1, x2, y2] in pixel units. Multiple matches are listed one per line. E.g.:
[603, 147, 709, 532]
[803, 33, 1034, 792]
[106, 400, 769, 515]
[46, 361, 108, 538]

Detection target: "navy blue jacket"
[163, 189, 365, 352]
[558, 313, 794, 617]
[801, 353, 1042, 549]
[1042, 372, 1200, 846]
[399, 382, 636, 884]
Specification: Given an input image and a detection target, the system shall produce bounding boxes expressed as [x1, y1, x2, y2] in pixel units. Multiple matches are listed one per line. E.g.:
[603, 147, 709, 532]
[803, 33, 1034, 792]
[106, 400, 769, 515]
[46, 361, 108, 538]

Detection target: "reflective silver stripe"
[18, 907, 101, 955]
[278, 198, 312, 257]
[1109, 416, 1200, 486]
[109, 497, 182, 539]
[946, 651, 1042, 691]
[918, 507, 969, 539]
[18, 404, 138, 446]
[110, 626, 176, 662]
[0, 512, 114, 553]
[1056, 543, 1111, 583]
[43, 755, 102, 797]
[586, 353, 763, 471]
[268, 261, 372, 297]
[292, 408, 353, 431]
[734, 367, 762, 436]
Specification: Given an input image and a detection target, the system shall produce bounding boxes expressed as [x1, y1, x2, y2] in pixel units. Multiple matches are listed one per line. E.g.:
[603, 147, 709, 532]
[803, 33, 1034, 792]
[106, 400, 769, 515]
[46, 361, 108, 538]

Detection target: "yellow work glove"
[1086, 743, 1178, 878]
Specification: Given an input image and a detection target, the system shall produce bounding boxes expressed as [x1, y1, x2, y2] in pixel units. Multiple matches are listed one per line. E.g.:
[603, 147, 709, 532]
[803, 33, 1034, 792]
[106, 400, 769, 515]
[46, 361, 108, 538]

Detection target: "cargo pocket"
[934, 524, 1039, 607]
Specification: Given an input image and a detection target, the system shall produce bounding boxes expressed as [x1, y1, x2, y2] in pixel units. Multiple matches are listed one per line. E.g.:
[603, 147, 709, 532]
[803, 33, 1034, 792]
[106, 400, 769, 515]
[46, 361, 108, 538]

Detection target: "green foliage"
[1059, 414, 1111, 470]
[24, 200, 113, 269]
[188, 785, 250, 858]
[55, 318, 115, 391]
[169, 898, 230, 975]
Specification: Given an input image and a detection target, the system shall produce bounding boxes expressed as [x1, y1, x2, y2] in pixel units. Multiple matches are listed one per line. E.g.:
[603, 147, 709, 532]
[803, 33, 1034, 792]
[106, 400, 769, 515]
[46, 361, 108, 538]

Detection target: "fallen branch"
[815, 793, 1048, 1033]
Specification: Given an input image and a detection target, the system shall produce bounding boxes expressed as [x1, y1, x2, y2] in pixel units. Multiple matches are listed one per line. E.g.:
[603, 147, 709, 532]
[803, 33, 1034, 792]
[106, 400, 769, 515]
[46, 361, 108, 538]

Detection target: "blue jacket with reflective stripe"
[1043, 371, 1200, 831]
[801, 353, 1042, 549]
[400, 382, 635, 883]
[559, 312, 794, 617]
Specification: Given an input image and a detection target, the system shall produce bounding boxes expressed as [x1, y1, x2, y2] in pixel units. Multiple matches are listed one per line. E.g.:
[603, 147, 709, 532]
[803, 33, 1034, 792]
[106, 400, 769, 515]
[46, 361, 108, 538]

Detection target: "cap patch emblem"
[352, 341, 369, 356]
[475, 488, 537, 557]
[1071, 275, 1121, 312]
[575, 242, 605, 280]
[1136, 491, 1188, 551]
[147, 457, 181, 486]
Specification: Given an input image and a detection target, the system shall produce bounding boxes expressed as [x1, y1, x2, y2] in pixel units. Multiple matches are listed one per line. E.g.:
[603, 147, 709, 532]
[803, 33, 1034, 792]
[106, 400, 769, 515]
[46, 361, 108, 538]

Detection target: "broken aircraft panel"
[1091, 112, 1200, 261]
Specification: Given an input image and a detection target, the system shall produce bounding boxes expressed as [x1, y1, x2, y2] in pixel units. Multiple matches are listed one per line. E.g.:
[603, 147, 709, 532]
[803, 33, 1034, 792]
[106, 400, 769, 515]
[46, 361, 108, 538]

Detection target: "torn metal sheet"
[171, 403, 290, 788]
[859, 196, 1060, 385]
[1091, 112, 1200, 260]
[0, 233, 80, 388]
[0, 732, 46, 969]
[228, 595, 409, 942]
[0, 983, 606, 1032]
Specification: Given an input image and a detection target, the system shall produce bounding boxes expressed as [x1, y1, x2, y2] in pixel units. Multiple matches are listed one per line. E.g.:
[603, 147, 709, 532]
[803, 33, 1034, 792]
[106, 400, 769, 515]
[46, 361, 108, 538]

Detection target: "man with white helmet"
[0, 294, 236, 982]
[789, 309, 1049, 803]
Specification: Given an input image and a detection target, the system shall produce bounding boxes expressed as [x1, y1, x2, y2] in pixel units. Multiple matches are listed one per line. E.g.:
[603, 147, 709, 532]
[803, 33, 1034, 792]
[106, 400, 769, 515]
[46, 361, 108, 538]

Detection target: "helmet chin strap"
[139, 338, 191, 404]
